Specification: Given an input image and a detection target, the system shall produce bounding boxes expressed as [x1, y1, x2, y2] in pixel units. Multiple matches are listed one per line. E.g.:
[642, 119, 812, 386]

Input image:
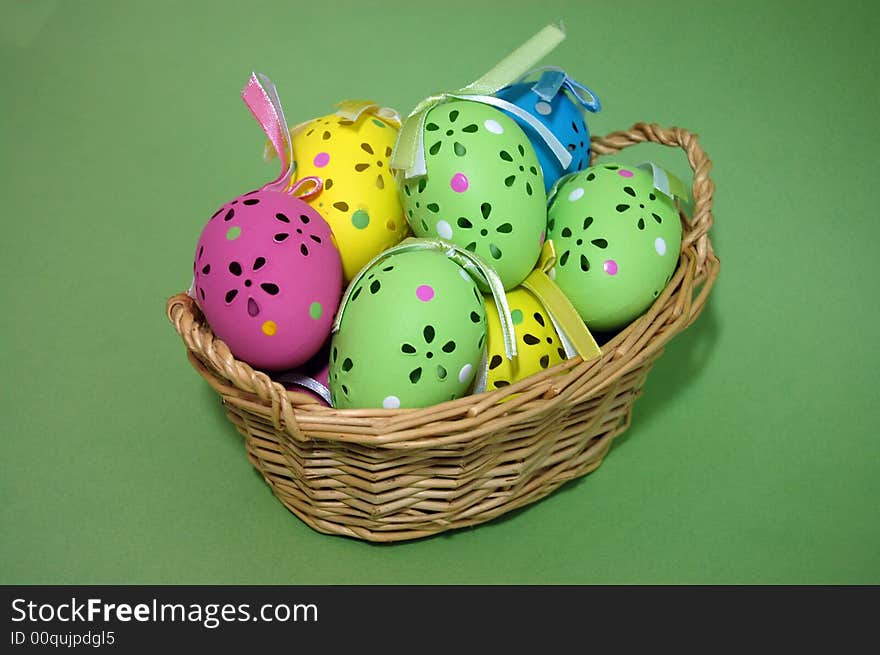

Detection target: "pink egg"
[192, 189, 342, 370]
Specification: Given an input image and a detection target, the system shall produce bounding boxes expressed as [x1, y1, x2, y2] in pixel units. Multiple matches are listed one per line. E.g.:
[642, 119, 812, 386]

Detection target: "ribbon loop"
[335, 100, 402, 128]
[391, 23, 567, 179]
[334, 238, 518, 360]
[520, 65, 601, 113]
[242, 72, 295, 192]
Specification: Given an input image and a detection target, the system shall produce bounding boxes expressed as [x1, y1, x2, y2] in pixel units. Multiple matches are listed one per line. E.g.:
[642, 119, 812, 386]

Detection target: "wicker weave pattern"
[167, 123, 718, 542]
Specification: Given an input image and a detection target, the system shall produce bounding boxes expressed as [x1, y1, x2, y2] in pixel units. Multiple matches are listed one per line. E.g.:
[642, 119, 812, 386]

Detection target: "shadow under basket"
[166, 123, 718, 542]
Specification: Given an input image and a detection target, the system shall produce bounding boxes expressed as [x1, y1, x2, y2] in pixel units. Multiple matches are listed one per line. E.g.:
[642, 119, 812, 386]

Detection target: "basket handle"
[589, 123, 715, 276]
[165, 293, 304, 441]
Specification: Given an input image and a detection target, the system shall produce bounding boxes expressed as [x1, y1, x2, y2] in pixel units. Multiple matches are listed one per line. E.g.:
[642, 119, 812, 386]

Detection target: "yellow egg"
[484, 287, 566, 391]
[287, 106, 410, 281]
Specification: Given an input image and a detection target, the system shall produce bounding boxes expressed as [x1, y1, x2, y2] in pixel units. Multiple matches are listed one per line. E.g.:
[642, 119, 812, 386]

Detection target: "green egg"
[329, 249, 487, 409]
[399, 100, 547, 289]
[546, 162, 683, 331]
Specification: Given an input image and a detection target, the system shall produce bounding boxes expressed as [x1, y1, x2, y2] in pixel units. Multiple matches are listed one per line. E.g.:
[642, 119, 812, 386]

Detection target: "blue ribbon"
[520, 66, 601, 113]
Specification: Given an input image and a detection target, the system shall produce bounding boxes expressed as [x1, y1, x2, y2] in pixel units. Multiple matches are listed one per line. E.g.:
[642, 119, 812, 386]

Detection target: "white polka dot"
[458, 363, 474, 384]
[382, 395, 401, 409]
[484, 119, 504, 134]
[436, 219, 453, 240]
[568, 187, 584, 202]
[654, 237, 667, 256]
[535, 101, 552, 115]
[459, 268, 471, 282]
[548, 267, 557, 280]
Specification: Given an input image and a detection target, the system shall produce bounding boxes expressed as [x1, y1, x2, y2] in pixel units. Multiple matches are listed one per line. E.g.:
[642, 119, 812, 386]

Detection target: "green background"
[2, 0, 878, 584]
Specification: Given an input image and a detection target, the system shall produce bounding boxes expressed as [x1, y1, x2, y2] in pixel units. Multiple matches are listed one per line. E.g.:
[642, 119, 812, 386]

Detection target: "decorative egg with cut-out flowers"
[192, 189, 343, 371]
[329, 249, 487, 409]
[547, 163, 682, 331]
[496, 76, 598, 193]
[483, 287, 566, 391]
[287, 108, 409, 281]
[400, 100, 547, 289]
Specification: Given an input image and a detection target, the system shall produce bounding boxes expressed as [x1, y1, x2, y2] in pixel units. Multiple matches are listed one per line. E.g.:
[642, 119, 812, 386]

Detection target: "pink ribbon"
[241, 72, 295, 192]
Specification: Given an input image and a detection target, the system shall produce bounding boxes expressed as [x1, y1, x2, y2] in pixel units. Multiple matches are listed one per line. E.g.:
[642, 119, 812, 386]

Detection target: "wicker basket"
[166, 123, 717, 542]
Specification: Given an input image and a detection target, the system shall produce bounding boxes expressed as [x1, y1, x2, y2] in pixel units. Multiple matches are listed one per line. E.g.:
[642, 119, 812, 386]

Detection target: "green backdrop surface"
[2, 0, 878, 584]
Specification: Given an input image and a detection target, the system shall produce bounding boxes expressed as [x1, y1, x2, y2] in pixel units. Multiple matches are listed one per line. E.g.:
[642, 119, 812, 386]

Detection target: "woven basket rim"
[167, 122, 718, 450]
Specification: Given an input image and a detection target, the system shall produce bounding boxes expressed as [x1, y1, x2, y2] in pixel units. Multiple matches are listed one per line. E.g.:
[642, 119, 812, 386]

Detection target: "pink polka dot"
[416, 285, 435, 302]
[618, 169, 633, 178]
[313, 152, 330, 168]
[604, 259, 619, 275]
[450, 173, 469, 193]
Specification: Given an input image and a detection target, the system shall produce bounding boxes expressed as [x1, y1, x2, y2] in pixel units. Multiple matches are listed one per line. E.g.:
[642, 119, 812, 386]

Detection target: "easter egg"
[484, 287, 566, 391]
[193, 189, 343, 370]
[496, 79, 595, 193]
[400, 100, 547, 289]
[546, 163, 682, 331]
[329, 249, 487, 409]
[289, 110, 409, 281]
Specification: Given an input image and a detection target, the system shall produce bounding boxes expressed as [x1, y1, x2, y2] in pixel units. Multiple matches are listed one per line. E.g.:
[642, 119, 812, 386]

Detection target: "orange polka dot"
[262, 320, 277, 336]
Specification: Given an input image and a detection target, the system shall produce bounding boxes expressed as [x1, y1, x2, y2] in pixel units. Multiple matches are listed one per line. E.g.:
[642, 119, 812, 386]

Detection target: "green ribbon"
[391, 23, 568, 178]
[333, 237, 519, 360]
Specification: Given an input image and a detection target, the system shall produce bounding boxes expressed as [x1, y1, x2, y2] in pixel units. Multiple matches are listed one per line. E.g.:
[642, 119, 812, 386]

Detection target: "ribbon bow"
[520, 66, 601, 113]
[334, 237, 519, 360]
[391, 23, 572, 179]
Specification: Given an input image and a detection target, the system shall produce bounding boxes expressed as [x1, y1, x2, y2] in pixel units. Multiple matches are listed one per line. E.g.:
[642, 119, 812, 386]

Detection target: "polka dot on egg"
[351, 209, 370, 229]
[382, 395, 401, 409]
[450, 173, 469, 193]
[535, 101, 552, 115]
[226, 226, 241, 240]
[313, 152, 330, 167]
[655, 237, 667, 256]
[568, 187, 584, 202]
[511, 309, 523, 325]
[618, 169, 634, 178]
[372, 118, 386, 128]
[484, 119, 504, 134]
[603, 260, 619, 276]
[416, 285, 435, 302]
[436, 219, 453, 240]
[309, 301, 323, 320]
[458, 363, 474, 384]
[261, 320, 277, 336]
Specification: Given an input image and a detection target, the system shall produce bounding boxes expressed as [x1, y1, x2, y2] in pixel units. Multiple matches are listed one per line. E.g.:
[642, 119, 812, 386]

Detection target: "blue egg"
[496, 73, 600, 193]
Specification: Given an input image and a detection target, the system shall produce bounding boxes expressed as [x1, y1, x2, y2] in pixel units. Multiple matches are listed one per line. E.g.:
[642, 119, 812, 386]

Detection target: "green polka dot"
[351, 209, 370, 230]
[511, 309, 523, 325]
[372, 118, 386, 128]
[309, 302, 323, 320]
[226, 226, 241, 240]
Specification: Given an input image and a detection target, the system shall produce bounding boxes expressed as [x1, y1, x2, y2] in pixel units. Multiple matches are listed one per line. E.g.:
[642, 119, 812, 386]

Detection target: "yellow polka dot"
[261, 320, 277, 336]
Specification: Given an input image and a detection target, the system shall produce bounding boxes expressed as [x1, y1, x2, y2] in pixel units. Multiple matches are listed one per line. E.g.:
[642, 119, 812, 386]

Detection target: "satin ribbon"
[635, 162, 689, 202]
[335, 100, 402, 127]
[333, 237, 519, 360]
[521, 240, 601, 361]
[274, 372, 332, 404]
[241, 72, 295, 192]
[391, 23, 571, 179]
[518, 66, 601, 113]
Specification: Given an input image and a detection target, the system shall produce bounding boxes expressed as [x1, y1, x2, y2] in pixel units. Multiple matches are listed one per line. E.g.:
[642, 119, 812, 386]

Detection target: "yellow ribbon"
[521, 240, 601, 362]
